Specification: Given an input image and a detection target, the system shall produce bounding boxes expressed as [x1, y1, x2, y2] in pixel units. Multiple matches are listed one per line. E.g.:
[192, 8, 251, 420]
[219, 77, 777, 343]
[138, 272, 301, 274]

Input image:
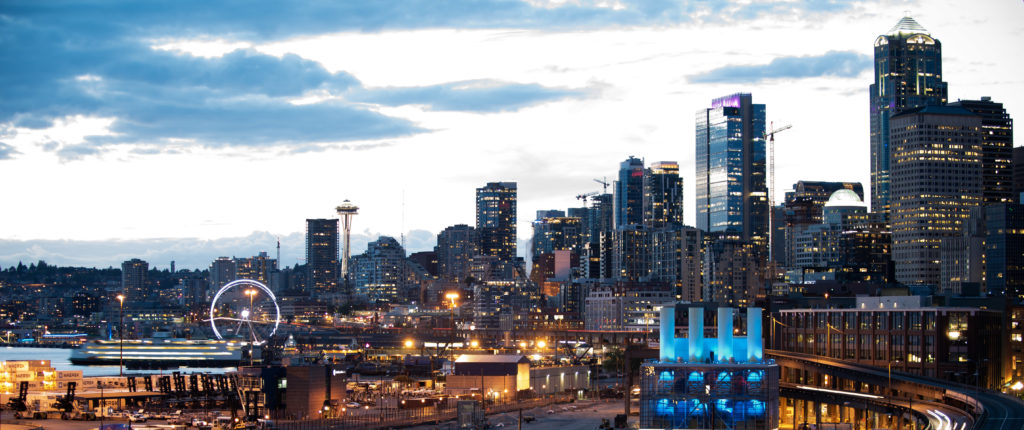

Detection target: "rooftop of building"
[455, 354, 529, 364]
[892, 104, 976, 118]
[887, 16, 929, 36]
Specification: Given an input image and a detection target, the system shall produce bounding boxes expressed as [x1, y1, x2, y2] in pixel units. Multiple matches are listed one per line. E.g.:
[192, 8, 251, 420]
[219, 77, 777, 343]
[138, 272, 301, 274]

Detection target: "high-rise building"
[235, 251, 277, 285]
[531, 216, 583, 257]
[695, 93, 768, 247]
[869, 16, 948, 213]
[614, 156, 645, 228]
[649, 225, 703, 302]
[476, 182, 517, 264]
[703, 235, 760, 306]
[611, 225, 650, 282]
[351, 236, 422, 304]
[1014, 147, 1024, 203]
[940, 206, 986, 296]
[891, 106, 982, 286]
[209, 257, 237, 292]
[436, 224, 480, 282]
[643, 161, 684, 227]
[305, 218, 339, 294]
[578, 193, 613, 279]
[121, 258, 148, 300]
[985, 203, 1024, 299]
[949, 98, 1014, 204]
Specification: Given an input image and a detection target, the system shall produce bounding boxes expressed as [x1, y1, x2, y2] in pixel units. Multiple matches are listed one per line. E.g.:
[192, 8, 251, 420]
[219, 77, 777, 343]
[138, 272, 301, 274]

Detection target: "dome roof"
[824, 189, 865, 208]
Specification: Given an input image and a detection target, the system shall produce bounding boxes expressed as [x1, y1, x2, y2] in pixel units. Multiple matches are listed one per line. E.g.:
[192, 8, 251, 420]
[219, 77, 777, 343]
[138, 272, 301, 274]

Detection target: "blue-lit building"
[640, 306, 779, 430]
[695, 94, 768, 248]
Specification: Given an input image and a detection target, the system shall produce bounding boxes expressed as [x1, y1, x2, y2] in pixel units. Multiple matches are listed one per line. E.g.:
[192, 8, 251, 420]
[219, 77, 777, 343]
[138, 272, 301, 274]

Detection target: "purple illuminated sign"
[711, 94, 744, 109]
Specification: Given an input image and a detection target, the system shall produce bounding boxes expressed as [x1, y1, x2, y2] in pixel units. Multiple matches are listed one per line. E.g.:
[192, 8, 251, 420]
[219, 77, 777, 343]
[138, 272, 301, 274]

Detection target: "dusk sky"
[1, 0, 1022, 269]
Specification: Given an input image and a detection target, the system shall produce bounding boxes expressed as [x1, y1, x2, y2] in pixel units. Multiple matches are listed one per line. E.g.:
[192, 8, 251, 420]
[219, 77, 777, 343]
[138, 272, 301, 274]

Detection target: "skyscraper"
[306, 218, 339, 294]
[476, 182, 517, 264]
[869, 16, 948, 214]
[643, 161, 684, 227]
[695, 93, 768, 246]
[890, 106, 981, 286]
[948, 97, 1014, 204]
[614, 156, 645, 228]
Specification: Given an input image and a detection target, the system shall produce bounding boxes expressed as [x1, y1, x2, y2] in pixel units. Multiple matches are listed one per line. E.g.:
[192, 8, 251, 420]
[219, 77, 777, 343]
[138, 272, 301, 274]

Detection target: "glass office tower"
[695, 93, 767, 248]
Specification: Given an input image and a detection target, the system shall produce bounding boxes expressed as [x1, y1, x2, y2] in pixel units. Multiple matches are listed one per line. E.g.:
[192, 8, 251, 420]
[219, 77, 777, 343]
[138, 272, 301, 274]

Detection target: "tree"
[602, 348, 624, 374]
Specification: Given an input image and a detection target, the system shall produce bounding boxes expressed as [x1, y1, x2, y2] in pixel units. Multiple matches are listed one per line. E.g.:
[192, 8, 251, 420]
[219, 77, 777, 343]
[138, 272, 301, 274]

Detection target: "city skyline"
[2, 1, 1023, 269]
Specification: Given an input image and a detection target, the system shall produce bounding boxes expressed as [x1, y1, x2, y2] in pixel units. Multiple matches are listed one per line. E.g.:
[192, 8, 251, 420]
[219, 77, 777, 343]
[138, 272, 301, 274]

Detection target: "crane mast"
[765, 121, 792, 271]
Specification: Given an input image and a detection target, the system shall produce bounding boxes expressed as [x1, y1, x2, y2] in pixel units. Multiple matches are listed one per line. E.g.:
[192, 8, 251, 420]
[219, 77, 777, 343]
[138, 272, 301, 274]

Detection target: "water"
[1, 346, 235, 376]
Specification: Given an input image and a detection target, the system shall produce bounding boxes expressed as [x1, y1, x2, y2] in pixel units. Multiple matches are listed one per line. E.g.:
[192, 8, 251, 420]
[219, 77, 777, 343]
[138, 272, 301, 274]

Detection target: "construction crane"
[593, 177, 611, 193]
[764, 121, 792, 269]
[576, 191, 600, 207]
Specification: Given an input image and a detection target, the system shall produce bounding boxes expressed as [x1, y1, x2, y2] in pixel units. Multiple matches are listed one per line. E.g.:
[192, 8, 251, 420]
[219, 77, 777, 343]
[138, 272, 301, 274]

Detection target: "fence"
[273, 393, 573, 430]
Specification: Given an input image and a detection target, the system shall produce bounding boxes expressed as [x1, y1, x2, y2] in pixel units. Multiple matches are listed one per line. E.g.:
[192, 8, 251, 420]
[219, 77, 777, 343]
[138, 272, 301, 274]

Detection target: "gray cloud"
[0, 142, 19, 160]
[357, 80, 592, 113]
[688, 51, 871, 84]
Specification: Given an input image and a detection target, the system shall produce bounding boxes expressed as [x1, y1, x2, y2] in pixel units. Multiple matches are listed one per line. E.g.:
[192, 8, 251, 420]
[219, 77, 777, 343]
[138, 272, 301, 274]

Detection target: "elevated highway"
[768, 350, 1024, 430]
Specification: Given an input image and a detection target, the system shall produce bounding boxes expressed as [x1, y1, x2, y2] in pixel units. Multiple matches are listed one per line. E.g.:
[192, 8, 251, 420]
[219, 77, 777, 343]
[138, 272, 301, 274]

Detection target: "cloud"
[358, 80, 592, 112]
[688, 51, 871, 84]
[0, 8, 594, 160]
[4, 1, 860, 41]
[0, 142, 19, 160]
[1, 1, 868, 160]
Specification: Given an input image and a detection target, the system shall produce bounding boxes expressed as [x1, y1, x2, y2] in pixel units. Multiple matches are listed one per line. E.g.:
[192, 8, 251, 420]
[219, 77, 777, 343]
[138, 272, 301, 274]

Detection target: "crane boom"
[593, 177, 610, 193]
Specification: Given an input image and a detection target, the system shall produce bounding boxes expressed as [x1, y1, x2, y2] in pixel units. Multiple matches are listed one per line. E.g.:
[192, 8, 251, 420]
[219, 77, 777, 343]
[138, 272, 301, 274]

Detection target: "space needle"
[335, 200, 359, 283]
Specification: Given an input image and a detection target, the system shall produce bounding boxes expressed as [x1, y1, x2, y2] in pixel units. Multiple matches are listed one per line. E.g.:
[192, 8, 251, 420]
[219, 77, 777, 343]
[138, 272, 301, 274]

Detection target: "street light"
[116, 294, 125, 377]
[445, 292, 459, 364]
[245, 289, 258, 365]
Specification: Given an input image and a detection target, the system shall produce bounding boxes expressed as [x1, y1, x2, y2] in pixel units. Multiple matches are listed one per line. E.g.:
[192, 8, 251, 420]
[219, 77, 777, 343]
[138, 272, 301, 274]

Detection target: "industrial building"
[641, 306, 779, 430]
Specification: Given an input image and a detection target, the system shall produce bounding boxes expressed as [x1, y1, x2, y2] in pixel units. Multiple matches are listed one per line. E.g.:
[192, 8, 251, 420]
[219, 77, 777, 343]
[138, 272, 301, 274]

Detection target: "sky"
[1, 0, 1022, 269]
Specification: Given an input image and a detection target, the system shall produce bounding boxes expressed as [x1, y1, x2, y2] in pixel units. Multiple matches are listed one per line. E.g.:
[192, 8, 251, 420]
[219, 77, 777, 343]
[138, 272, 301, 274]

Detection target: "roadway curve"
[767, 350, 1024, 430]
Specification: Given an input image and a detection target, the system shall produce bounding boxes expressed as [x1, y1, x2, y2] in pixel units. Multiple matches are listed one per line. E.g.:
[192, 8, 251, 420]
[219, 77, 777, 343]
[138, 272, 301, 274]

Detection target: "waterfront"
[0, 346, 234, 376]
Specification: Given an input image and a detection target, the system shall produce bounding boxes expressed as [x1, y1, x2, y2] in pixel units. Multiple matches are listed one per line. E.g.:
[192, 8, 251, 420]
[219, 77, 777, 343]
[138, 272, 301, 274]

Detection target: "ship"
[70, 338, 244, 369]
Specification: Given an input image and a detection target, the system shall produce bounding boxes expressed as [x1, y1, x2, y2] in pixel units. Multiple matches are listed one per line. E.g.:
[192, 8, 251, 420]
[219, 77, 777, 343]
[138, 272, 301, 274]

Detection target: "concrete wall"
[529, 366, 591, 395]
